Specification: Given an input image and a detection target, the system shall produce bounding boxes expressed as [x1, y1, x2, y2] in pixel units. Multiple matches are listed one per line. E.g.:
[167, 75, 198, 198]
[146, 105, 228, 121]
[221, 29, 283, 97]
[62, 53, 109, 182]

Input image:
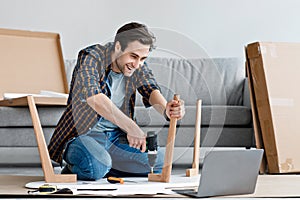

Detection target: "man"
[48, 22, 185, 180]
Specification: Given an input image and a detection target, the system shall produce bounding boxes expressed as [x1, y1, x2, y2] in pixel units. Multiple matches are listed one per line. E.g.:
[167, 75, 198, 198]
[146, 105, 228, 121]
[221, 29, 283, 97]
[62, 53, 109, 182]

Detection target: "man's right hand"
[126, 127, 147, 152]
[87, 94, 147, 152]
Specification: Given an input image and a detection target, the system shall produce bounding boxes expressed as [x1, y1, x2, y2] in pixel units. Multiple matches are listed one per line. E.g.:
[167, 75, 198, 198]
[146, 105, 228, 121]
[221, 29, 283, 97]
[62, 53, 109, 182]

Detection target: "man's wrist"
[163, 109, 170, 121]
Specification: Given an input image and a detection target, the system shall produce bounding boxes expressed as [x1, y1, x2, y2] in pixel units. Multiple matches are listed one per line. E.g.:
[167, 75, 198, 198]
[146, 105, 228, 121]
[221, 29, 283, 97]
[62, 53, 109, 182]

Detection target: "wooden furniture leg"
[148, 94, 180, 183]
[27, 96, 77, 183]
[186, 99, 202, 177]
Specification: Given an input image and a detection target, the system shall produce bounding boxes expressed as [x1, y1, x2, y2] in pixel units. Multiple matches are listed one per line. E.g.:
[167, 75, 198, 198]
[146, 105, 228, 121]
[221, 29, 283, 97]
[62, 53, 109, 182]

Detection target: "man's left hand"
[165, 99, 185, 120]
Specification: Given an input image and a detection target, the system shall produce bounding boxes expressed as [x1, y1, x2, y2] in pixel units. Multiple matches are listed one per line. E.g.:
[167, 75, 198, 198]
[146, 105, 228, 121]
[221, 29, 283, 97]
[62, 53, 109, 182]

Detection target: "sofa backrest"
[64, 57, 245, 106]
[136, 57, 245, 106]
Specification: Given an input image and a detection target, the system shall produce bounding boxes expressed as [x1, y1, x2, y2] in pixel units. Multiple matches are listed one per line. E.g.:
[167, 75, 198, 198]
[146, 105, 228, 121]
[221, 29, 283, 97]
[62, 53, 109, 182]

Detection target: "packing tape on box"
[280, 158, 295, 172]
[259, 44, 278, 58]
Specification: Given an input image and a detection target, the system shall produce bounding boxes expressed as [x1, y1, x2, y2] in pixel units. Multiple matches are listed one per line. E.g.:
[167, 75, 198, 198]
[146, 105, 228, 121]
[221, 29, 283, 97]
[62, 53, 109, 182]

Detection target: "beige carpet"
[234, 174, 300, 198]
[0, 175, 43, 195]
[1, 175, 300, 197]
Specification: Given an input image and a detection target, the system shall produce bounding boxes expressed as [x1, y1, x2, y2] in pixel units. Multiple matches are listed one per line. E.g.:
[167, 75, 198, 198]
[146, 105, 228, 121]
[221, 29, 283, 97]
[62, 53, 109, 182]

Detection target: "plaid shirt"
[48, 42, 160, 164]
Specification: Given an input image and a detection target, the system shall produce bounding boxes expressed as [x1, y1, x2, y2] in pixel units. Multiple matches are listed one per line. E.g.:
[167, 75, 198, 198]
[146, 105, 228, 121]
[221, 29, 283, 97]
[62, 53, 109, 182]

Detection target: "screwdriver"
[107, 177, 137, 184]
[107, 177, 124, 184]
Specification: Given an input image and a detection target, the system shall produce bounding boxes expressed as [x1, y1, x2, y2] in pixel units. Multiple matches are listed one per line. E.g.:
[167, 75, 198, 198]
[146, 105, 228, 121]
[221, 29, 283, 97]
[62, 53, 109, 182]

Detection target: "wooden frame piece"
[0, 96, 76, 183]
[245, 55, 267, 174]
[148, 94, 180, 183]
[186, 99, 202, 177]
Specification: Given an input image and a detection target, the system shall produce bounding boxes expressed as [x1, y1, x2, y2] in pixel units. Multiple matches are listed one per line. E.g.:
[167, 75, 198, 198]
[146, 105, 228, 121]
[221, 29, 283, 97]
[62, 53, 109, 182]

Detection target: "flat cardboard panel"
[0, 28, 68, 100]
[246, 42, 300, 173]
[0, 96, 67, 106]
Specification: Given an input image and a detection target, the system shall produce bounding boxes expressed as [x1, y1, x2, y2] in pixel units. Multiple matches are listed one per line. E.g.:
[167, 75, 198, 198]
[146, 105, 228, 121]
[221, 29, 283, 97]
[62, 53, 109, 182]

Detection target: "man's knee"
[90, 152, 112, 180]
[70, 149, 112, 180]
[64, 135, 112, 180]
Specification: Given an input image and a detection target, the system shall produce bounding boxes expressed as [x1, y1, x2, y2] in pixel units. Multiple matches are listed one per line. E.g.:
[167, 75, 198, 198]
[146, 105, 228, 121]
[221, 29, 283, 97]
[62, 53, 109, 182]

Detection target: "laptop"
[173, 149, 264, 198]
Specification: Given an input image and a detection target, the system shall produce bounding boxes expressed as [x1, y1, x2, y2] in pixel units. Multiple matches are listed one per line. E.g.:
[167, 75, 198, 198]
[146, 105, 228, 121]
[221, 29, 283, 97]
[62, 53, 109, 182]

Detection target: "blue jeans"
[63, 130, 164, 180]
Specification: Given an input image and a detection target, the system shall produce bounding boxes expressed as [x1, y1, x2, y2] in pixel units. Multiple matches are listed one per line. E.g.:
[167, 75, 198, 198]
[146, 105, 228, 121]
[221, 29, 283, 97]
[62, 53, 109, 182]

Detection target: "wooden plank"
[246, 43, 279, 173]
[186, 99, 202, 177]
[27, 96, 76, 183]
[148, 94, 180, 182]
[245, 48, 267, 174]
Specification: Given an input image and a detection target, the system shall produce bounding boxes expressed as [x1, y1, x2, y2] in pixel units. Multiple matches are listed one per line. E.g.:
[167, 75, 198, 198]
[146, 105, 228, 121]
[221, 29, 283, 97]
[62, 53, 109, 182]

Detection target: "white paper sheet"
[26, 174, 200, 196]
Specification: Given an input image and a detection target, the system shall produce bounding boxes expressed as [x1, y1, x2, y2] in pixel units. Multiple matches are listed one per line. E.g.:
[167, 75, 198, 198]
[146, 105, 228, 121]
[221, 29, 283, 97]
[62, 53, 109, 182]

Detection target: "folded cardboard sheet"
[246, 42, 300, 173]
[0, 28, 68, 102]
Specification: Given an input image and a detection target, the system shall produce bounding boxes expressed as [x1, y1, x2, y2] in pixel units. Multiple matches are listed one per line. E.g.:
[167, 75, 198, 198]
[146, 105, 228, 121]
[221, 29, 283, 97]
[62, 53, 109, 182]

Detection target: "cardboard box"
[246, 42, 300, 173]
[0, 28, 68, 105]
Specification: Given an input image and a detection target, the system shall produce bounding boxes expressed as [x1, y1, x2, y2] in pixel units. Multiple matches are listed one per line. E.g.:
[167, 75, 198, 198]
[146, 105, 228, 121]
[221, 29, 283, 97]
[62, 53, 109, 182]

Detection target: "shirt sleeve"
[136, 62, 161, 107]
[75, 49, 102, 101]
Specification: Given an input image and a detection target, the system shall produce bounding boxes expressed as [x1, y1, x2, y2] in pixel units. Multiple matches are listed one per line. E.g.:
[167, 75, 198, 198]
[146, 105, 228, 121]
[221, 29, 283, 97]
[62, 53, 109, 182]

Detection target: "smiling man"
[48, 22, 185, 180]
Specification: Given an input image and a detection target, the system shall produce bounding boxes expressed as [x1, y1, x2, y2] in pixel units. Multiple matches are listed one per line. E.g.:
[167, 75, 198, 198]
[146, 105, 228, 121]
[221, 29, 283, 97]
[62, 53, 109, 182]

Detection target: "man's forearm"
[86, 93, 138, 133]
[149, 89, 167, 115]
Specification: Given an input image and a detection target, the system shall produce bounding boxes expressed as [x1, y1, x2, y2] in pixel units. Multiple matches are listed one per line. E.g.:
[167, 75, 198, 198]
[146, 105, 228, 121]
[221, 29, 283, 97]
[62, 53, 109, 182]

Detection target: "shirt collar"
[104, 42, 114, 76]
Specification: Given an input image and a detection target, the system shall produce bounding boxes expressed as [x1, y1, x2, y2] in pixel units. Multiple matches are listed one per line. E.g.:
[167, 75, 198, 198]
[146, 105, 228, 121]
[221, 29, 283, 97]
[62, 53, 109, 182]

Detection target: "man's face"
[113, 41, 150, 77]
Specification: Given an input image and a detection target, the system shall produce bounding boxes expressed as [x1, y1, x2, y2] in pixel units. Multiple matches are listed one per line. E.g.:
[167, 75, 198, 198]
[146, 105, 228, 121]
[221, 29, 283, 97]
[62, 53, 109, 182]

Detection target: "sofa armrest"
[243, 78, 251, 108]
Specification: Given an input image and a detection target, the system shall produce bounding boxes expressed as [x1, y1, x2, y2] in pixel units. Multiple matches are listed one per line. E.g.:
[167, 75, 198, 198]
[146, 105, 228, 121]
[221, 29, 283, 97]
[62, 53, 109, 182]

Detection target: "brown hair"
[114, 22, 156, 52]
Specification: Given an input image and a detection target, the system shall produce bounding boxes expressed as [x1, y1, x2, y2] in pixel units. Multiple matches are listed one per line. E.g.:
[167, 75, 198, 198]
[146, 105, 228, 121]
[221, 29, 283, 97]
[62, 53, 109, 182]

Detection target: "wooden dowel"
[148, 94, 180, 182]
[186, 99, 202, 176]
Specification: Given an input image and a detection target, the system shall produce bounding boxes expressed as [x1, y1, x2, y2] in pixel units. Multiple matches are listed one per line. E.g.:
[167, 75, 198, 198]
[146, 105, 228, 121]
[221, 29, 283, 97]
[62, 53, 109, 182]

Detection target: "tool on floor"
[28, 184, 57, 194]
[119, 131, 158, 174]
[107, 176, 137, 184]
[27, 183, 73, 195]
[107, 177, 124, 184]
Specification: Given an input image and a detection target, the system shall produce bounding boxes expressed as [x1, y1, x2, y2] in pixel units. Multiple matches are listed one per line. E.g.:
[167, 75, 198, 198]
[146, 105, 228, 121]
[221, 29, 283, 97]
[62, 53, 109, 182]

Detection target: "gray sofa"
[0, 57, 254, 166]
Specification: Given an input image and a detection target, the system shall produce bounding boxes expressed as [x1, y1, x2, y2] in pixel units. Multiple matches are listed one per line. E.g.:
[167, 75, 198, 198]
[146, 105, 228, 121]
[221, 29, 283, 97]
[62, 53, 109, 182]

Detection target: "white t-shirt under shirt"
[89, 70, 125, 133]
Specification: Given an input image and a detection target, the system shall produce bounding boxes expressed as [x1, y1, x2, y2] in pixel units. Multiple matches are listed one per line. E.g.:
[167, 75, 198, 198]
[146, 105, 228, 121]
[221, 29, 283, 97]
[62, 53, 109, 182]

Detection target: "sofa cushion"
[135, 105, 252, 126]
[0, 128, 54, 147]
[0, 106, 65, 127]
[140, 126, 254, 148]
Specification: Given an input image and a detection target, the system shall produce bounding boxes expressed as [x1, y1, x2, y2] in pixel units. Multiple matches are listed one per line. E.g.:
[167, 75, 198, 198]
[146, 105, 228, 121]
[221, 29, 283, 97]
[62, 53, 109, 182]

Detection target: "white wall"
[1, 0, 300, 59]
